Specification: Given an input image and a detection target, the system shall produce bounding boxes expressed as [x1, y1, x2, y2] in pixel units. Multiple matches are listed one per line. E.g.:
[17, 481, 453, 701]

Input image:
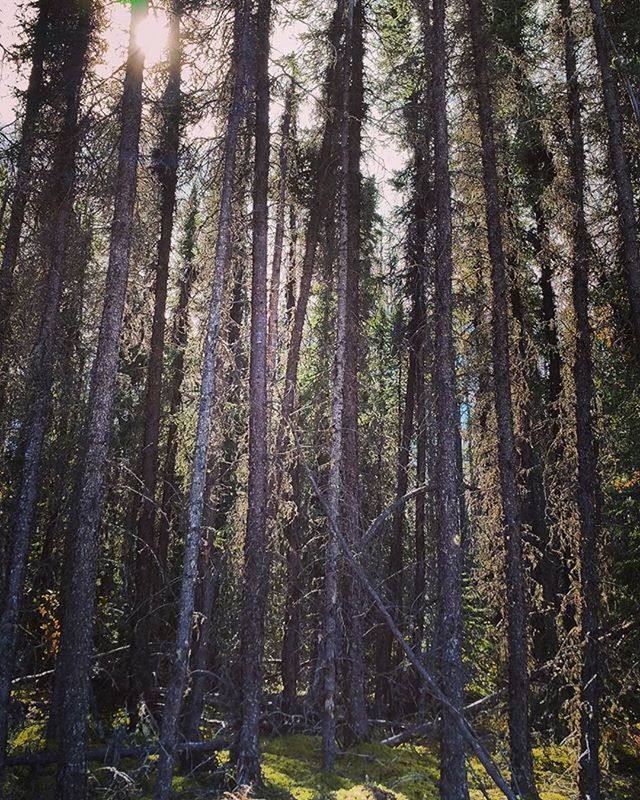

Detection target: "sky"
[0, 0, 405, 217]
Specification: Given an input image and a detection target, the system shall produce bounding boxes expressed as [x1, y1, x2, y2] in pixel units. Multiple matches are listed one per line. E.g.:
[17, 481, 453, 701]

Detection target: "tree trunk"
[131, 0, 183, 694]
[340, 0, 369, 747]
[152, 3, 253, 796]
[0, 1, 92, 787]
[466, 0, 539, 795]
[322, 0, 354, 772]
[0, 0, 50, 362]
[157, 190, 199, 572]
[587, 0, 640, 352]
[431, 0, 469, 791]
[53, 4, 147, 797]
[235, 0, 271, 785]
[560, 1, 602, 795]
[267, 82, 293, 384]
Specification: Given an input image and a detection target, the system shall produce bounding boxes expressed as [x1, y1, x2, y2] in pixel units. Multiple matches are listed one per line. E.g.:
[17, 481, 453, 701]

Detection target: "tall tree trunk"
[340, 0, 369, 747]
[0, 1, 92, 787]
[587, 0, 640, 351]
[280, 211, 303, 715]
[235, 0, 271, 784]
[131, 0, 182, 703]
[267, 82, 293, 384]
[322, 0, 354, 772]
[157, 191, 199, 572]
[374, 337, 415, 714]
[0, 0, 50, 362]
[53, 4, 147, 797]
[560, 1, 602, 795]
[431, 0, 469, 792]
[152, 3, 253, 796]
[466, 0, 539, 795]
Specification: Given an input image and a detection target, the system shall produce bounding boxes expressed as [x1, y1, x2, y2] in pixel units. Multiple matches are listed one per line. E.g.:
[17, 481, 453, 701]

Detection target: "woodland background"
[0, 0, 639, 797]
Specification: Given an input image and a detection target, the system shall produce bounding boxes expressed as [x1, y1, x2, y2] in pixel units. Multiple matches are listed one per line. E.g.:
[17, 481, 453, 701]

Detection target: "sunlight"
[133, 10, 168, 68]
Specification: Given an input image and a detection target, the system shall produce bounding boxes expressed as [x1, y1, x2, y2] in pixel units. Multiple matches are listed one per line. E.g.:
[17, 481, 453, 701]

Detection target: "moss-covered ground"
[4, 729, 640, 798]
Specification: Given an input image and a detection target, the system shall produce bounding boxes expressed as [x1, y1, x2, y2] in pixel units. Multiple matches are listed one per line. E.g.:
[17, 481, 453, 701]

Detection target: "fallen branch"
[5, 737, 229, 768]
[11, 646, 129, 686]
[381, 690, 504, 746]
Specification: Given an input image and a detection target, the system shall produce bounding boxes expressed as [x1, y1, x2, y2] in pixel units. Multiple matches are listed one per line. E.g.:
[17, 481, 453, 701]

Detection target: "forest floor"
[6, 728, 640, 799]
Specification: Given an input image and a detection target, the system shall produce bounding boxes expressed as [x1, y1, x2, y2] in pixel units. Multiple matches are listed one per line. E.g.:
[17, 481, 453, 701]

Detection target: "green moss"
[260, 735, 439, 800]
[9, 721, 47, 753]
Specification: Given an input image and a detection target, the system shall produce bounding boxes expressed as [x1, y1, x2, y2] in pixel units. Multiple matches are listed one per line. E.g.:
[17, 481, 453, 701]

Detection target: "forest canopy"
[0, 0, 639, 798]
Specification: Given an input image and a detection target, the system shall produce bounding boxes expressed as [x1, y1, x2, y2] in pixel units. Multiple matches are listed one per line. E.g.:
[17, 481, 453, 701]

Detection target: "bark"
[340, 0, 369, 747]
[53, 4, 147, 798]
[271, 5, 343, 481]
[266, 82, 293, 384]
[431, 0, 469, 792]
[322, 0, 354, 772]
[374, 338, 415, 714]
[560, 1, 602, 795]
[0, 0, 50, 361]
[235, 0, 271, 785]
[280, 214, 302, 716]
[152, 3, 253, 796]
[157, 191, 199, 572]
[0, 1, 91, 787]
[587, 0, 640, 352]
[184, 260, 246, 742]
[131, 0, 183, 691]
[466, 0, 539, 795]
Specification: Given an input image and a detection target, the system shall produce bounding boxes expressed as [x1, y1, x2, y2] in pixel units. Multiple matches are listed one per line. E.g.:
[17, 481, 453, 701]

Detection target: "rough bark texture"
[0, 0, 50, 362]
[152, 4, 253, 796]
[431, 0, 469, 792]
[131, 0, 182, 693]
[560, 1, 602, 795]
[157, 191, 199, 571]
[0, 0, 91, 786]
[235, 0, 271, 785]
[466, 0, 539, 795]
[587, 0, 640, 352]
[322, 0, 354, 772]
[53, 4, 147, 797]
[340, 0, 369, 747]
[266, 82, 293, 384]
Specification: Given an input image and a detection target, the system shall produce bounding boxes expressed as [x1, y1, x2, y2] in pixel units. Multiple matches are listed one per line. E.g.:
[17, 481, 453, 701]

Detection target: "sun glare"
[133, 11, 169, 68]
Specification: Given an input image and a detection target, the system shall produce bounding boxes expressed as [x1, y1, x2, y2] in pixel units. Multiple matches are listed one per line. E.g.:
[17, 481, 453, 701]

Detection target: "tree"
[466, 0, 539, 794]
[0, 0, 92, 787]
[560, 0, 603, 794]
[130, 0, 183, 705]
[53, 2, 148, 796]
[431, 0, 470, 791]
[152, 2, 254, 795]
[234, 0, 271, 784]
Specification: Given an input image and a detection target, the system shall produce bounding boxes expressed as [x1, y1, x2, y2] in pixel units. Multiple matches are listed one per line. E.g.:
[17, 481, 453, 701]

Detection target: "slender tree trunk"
[235, 0, 271, 785]
[560, 1, 602, 795]
[0, 2, 91, 788]
[153, 4, 253, 796]
[466, 0, 539, 795]
[0, 0, 50, 362]
[267, 82, 293, 384]
[322, 0, 354, 772]
[340, 0, 369, 746]
[587, 0, 640, 351]
[431, 0, 469, 792]
[271, 6, 343, 482]
[374, 343, 415, 714]
[53, 5, 147, 798]
[132, 0, 182, 691]
[157, 191, 199, 572]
